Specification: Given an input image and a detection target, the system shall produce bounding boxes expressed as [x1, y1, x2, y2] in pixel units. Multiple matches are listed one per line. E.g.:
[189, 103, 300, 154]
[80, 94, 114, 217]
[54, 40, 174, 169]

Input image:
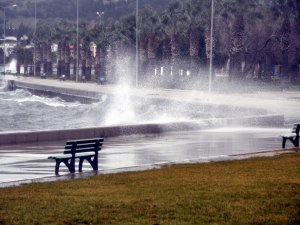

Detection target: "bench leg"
[282, 137, 299, 148]
[92, 156, 98, 171]
[282, 137, 287, 148]
[79, 158, 84, 172]
[295, 137, 299, 147]
[55, 160, 61, 175]
[62, 158, 75, 173]
[79, 156, 98, 172]
[290, 138, 299, 148]
[53, 158, 75, 175]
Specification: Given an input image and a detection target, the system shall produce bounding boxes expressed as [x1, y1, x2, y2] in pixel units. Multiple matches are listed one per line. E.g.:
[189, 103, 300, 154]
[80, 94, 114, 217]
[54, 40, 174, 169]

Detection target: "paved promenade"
[0, 127, 290, 187]
[0, 76, 299, 187]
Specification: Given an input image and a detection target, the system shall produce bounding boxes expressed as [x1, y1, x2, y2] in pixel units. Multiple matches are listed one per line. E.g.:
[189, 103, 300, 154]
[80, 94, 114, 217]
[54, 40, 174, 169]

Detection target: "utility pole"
[208, 0, 214, 93]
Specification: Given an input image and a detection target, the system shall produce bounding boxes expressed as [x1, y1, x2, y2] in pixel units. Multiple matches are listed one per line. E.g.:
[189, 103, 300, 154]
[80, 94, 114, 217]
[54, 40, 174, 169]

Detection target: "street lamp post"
[34, 0, 36, 77]
[208, 0, 214, 93]
[76, 0, 79, 82]
[135, 0, 138, 87]
[0, 4, 17, 76]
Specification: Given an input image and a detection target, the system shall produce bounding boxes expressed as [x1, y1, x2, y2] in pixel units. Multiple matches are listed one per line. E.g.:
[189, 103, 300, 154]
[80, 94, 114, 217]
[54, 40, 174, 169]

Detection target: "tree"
[186, 0, 209, 77]
[90, 21, 112, 83]
[229, 14, 245, 81]
[161, 1, 189, 80]
[13, 46, 33, 75]
[139, 5, 160, 78]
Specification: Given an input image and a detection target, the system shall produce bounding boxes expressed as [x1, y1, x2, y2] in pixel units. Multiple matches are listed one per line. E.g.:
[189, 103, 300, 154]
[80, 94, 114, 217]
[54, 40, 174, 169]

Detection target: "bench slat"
[66, 138, 104, 145]
[291, 123, 300, 133]
[65, 143, 102, 150]
[281, 134, 297, 138]
[64, 147, 101, 154]
[48, 152, 95, 160]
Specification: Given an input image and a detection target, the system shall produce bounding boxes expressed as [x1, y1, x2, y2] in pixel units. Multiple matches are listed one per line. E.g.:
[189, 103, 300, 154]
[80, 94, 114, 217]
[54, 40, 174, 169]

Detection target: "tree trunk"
[279, 16, 291, 79]
[16, 59, 21, 74]
[57, 42, 62, 76]
[81, 48, 87, 80]
[45, 43, 52, 76]
[35, 44, 42, 76]
[85, 48, 92, 81]
[147, 33, 157, 76]
[171, 32, 181, 78]
[162, 37, 171, 77]
[229, 15, 245, 81]
[190, 26, 200, 77]
[42, 43, 47, 75]
[139, 33, 148, 82]
[65, 44, 70, 78]
[96, 45, 106, 83]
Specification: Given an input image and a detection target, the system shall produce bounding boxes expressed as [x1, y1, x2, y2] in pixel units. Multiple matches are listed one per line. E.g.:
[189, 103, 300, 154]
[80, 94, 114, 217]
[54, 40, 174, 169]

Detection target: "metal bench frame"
[281, 123, 300, 148]
[48, 138, 104, 174]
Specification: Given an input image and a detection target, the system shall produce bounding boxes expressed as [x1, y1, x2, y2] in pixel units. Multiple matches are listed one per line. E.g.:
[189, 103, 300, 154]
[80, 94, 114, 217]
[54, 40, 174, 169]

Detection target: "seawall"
[0, 115, 284, 145]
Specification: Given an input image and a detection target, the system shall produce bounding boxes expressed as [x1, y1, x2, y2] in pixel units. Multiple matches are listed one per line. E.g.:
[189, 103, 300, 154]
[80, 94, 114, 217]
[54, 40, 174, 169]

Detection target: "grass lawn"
[0, 153, 299, 225]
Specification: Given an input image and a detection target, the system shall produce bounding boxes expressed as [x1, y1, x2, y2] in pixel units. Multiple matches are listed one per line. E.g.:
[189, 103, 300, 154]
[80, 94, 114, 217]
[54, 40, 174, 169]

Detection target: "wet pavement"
[0, 127, 291, 187]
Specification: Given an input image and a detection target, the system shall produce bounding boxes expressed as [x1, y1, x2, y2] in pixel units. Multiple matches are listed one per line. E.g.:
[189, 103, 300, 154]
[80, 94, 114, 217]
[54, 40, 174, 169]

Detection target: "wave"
[0, 79, 8, 92]
[0, 89, 85, 108]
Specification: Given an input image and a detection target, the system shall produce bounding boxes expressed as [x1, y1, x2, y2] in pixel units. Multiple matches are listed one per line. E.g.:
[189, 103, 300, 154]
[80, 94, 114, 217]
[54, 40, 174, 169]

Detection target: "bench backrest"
[64, 138, 104, 156]
[292, 123, 300, 135]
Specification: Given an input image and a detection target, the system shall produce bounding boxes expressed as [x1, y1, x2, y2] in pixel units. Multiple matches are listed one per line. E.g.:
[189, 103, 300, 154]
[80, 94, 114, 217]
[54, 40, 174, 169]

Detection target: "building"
[0, 36, 18, 56]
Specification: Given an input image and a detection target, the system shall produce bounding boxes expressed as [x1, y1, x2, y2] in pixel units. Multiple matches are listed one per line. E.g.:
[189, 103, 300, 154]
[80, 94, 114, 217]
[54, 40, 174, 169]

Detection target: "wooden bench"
[48, 138, 104, 174]
[281, 123, 300, 148]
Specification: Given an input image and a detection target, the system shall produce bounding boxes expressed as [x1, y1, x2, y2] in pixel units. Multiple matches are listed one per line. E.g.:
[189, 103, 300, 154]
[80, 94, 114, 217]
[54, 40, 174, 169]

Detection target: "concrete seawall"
[0, 115, 284, 145]
[9, 80, 102, 103]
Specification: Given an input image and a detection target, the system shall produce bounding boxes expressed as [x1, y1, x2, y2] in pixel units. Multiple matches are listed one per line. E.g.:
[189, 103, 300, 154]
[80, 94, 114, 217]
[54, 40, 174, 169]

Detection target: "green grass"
[0, 153, 299, 225]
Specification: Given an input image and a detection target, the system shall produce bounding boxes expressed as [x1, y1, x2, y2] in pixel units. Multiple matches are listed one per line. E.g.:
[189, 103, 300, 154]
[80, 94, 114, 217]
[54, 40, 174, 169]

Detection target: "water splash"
[104, 83, 136, 125]
[7, 59, 17, 74]
[0, 79, 8, 92]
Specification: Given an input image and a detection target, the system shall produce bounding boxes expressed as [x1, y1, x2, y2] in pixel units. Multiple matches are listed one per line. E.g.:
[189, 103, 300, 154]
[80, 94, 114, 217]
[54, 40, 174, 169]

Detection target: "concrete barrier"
[0, 115, 284, 145]
[12, 81, 101, 103]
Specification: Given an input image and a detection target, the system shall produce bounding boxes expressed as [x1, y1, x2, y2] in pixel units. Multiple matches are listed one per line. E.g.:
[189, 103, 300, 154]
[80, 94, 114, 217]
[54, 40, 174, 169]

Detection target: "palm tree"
[76, 22, 94, 81]
[34, 43, 42, 76]
[90, 22, 110, 83]
[65, 23, 77, 79]
[33, 24, 54, 76]
[290, 14, 300, 80]
[109, 16, 136, 83]
[161, 37, 171, 75]
[53, 21, 75, 78]
[43, 25, 54, 76]
[138, 32, 148, 82]
[186, 0, 208, 77]
[204, 21, 216, 77]
[32, 24, 49, 76]
[276, 15, 291, 79]
[137, 6, 162, 83]
[229, 14, 245, 81]
[14, 47, 33, 75]
[161, 1, 189, 80]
